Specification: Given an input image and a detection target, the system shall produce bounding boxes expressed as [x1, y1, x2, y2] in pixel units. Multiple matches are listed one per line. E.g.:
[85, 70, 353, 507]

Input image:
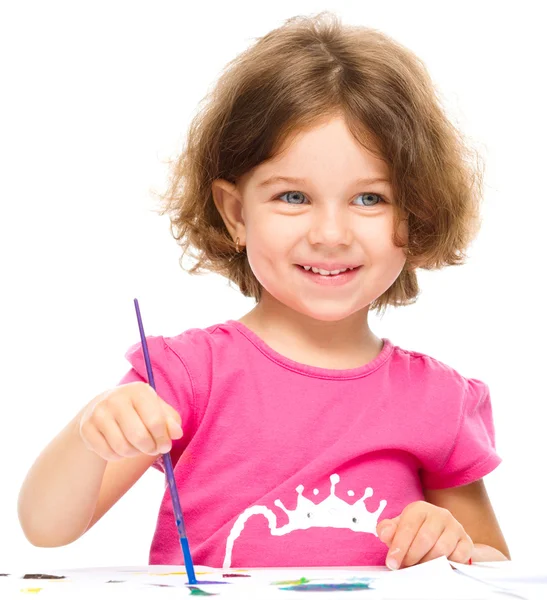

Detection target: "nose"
[307, 205, 353, 247]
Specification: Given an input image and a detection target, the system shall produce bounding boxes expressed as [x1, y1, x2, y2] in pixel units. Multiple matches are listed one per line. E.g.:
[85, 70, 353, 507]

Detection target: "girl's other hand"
[376, 501, 473, 569]
[79, 382, 183, 461]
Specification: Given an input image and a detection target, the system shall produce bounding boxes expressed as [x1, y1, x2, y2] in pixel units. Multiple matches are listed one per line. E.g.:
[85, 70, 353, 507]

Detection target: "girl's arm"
[19, 381, 182, 547]
[18, 406, 157, 547]
[424, 479, 510, 560]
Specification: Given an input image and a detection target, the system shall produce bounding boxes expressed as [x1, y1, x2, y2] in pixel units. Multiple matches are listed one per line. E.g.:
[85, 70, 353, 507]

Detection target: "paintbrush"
[133, 298, 197, 585]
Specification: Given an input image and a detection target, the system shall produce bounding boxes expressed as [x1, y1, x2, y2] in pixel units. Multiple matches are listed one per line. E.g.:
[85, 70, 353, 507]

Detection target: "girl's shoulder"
[123, 320, 237, 389]
[161, 319, 242, 356]
[389, 341, 489, 403]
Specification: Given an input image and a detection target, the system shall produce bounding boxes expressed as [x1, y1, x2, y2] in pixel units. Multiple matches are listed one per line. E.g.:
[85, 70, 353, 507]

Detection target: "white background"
[1, 0, 545, 571]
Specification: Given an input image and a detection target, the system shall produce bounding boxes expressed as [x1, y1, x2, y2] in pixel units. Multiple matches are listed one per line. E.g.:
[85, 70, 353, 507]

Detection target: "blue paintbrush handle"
[133, 298, 197, 585]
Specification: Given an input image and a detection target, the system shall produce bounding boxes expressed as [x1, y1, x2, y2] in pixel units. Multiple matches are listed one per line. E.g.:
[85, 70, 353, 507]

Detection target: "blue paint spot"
[280, 582, 372, 592]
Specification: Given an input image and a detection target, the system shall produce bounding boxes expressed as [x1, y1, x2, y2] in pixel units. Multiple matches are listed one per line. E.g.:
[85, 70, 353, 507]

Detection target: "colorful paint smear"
[222, 573, 251, 578]
[280, 582, 372, 592]
[20, 588, 42, 594]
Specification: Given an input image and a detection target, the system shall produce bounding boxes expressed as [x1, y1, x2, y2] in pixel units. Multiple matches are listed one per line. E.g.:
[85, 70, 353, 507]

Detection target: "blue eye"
[278, 191, 307, 205]
[353, 193, 384, 207]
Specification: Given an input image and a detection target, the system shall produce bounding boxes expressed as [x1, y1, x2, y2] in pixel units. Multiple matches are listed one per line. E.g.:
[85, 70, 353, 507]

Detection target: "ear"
[211, 179, 246, 245]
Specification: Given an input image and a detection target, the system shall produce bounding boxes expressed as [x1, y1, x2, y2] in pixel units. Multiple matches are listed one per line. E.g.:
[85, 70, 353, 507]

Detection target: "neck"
[238, 290, 381, 369]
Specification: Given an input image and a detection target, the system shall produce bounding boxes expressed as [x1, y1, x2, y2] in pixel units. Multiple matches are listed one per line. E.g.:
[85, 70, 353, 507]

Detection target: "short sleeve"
[421, 378, 502, 489]
[116, 335, 196, 472]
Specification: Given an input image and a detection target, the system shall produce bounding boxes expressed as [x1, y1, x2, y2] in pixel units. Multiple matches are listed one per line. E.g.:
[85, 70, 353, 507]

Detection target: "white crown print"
[223, 474, 387, 568]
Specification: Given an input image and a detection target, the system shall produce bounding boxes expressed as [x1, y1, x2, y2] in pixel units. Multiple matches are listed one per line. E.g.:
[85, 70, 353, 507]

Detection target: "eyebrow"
[257, 175, 391, 188]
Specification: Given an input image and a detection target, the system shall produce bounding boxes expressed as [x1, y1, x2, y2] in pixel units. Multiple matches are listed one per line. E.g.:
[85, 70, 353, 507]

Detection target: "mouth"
[296, 264, 362, 276]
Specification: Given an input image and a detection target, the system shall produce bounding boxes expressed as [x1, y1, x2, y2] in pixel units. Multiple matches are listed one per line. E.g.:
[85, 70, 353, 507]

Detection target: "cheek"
[363, 218, 407, 264]
[245, 210, 297, 259]
[245, 246, 284, 297]
[244, 226, 282, 284]
[244, 217, 299, 293]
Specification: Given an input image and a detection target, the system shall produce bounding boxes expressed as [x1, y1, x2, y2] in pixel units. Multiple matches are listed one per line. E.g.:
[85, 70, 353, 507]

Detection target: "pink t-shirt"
[118, 320, 501, 568]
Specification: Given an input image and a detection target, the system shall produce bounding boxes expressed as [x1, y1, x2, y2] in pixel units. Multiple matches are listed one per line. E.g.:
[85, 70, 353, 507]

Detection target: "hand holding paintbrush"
[78, 299, 197, 583]
[79, 380, 183, 461]
[80, 386, 197, 582]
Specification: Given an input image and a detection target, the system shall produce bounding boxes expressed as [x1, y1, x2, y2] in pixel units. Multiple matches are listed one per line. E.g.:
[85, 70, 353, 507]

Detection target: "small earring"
[235, 237, 240, 253]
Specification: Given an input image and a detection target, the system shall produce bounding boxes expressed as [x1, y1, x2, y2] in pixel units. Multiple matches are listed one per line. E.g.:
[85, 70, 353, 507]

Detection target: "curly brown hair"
[156, 11, 484, 312]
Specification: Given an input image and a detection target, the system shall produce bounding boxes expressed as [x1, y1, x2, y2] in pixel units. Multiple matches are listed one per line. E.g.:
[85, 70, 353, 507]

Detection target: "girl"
[18, 12, 510, 570]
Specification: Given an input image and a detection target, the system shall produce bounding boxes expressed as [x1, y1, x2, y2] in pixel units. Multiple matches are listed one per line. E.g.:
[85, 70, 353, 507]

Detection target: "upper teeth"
[302, 266, 355, 275]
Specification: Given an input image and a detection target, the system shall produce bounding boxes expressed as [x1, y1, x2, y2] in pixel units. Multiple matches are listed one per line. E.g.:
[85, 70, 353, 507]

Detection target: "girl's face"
[213, 115, 408, 322]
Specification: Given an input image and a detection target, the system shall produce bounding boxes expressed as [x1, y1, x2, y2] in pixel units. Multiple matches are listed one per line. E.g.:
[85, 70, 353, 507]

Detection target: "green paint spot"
[188, 586, 218, 596]
[272, 577, 311, 586]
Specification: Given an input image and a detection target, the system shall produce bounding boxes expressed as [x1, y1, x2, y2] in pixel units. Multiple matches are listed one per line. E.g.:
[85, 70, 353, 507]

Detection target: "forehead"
[243, 115, 389, 187]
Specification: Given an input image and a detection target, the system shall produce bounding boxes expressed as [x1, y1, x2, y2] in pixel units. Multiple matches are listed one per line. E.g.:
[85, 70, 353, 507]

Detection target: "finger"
[419, 527, 462, 564]
[403, 517, 450, 566]
[132, 393, 172, 454]
[114, 406, 160, 456]
[447, 535, 474, 564]
[161, 403, 183, 440]
[98, 417, 142, 458]
[81, 423, 124, 462]
[88, 402, 141, 458]
[164, 402, 182, 427]
[377, 517, 399, 545]
[167, 417, 183, 440]
[386, 509, 427, 570]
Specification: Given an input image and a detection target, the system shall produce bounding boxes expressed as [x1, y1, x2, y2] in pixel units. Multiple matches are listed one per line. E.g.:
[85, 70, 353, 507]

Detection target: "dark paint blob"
[23, 574, 66, 580]
[222, 573, 251, 578]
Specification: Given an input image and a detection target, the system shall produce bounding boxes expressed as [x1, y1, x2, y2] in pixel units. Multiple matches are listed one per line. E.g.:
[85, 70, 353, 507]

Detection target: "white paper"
[0, 559, 527, 599]
[450, 560, 547, 600]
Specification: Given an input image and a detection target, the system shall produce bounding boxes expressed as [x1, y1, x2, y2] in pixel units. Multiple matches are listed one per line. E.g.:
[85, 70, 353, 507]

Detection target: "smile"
[295, 264, 362, 286]
[299, 265, 359, 276]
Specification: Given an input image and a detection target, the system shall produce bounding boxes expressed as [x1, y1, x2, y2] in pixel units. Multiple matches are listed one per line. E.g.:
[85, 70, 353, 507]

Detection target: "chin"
[294, 302, 364, 323]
